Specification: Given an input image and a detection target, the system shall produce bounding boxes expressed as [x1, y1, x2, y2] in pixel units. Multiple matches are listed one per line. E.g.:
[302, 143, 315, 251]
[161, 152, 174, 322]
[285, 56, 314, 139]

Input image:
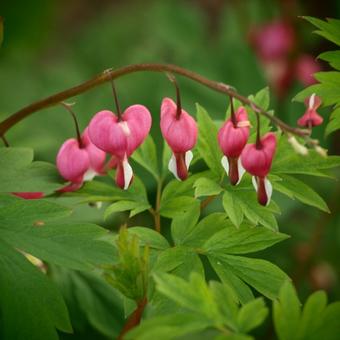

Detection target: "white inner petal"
[237, 158, 246, 185]
[123, 158, 133, 190]
[221, 156, 229, 175]
[309, 93, 316, 109]
[185, 151, 193, 169]
[252, 176, 258, 191]
[83, 168, 97, 182]
[264, 177, 273, 206]
[119, 121, 131, 136]
[168, 154, 180, 180]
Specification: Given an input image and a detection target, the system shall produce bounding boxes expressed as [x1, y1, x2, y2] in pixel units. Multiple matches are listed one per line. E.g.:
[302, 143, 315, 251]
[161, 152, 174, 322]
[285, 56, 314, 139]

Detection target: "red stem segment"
[229, 95, 237, 127]
[117, 297, 147, 340]
[0, 63, 310, 138]
[61, 102, 83, 148]
[166, 73, 182, 119]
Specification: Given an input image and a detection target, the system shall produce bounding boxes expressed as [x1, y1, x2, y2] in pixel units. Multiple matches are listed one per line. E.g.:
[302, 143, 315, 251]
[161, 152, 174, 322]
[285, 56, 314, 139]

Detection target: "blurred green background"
[1, 0, 339, 339]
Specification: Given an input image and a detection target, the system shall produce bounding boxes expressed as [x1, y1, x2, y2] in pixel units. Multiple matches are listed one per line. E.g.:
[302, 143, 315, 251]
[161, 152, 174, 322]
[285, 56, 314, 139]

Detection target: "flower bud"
[56, 128, 106, 192]
[295, 54, 321, 86]
[88, 105, 152, 189]
[218, 106, 250, 185]
[160, 98, 198, 180]
[241, 132, 277, 206]
[297, 94, 323, 127]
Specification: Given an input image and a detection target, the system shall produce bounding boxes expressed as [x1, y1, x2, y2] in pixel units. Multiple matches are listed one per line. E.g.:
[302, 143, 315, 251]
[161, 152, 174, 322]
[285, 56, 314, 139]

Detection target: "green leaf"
[237, 298, 268, 333]
[303, 16, 340, 46]
[222, 191, 244, 227]
[131, 135, 159, 180]
[0, 16, 3, 48]
[128, 227, 170, 250]
[171, 204, 201, 246]
[314, 71, 340, 87]
[104, 200, 151, 219]
[52, 267, 124, 338]
[153, 246, 204, 279]
[175, 212, 229, 249]
[159, 196, 199, 218]
[194, 177, 223, 198]
[298, 291, 327, 340]
[161, 140, 172, 177]
[209, 254, 289, 300]
[250, 87, 270, 111]
[126, 313, 210, 340]
[209, 256, 254, 304]
[196, 104, 223, 177]
[325, 107, 340, 136]
[314, 302, 340, 340]
[0, 147, 63, 193]
[203, 223, 289, 255]
[318, 50, 340, 70]
[273, 281, 301, 340]
[272, 174, 329, 213]
[0, 240, 72, 339]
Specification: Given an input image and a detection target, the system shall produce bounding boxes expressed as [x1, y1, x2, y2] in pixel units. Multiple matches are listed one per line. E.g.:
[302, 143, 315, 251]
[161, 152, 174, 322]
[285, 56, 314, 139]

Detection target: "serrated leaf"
[0, 240, 72, 339]
[209, 254, 289, 300]
[222, 191, 244, 227]
[193, 177, 223, 198]
[203, 223, 288, 255]
[272, 174, 329, 212]
[131, 135, 159, 180]
[104, 200, 150, 219]
[318, 50, 340, 70]
[196, 104, 223, 178]
[176, 212, 229, 249]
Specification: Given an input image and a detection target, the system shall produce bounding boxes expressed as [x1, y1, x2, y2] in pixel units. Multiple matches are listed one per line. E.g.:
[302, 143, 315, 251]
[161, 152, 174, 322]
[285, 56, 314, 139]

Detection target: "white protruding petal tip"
[185, 151, 193, 170]
[264, 177, 273, 206]
[252, 176, 258, 192]
[83, 168, 97, 182]
[123, 158, 133, 190]
[221, 156, 229, 175]
[168, 154, 180, 180]
[237, 158, 246, 185]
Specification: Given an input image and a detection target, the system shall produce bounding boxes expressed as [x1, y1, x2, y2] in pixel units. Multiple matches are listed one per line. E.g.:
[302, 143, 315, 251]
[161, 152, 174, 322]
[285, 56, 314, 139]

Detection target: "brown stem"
[255, 111, 262, 149]
[1, 135, 9, 147]
[0, 63, 309, 139]
[229, 95, 237, 127]
[117, 297, 147, 340]
[108, 74, 122, 120]
[61, 102, 83, 148]
[166, 73, 182, 119]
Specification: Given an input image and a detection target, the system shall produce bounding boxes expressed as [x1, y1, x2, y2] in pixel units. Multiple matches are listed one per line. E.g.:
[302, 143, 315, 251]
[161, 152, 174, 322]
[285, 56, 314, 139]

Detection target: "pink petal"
[56, 139, 90, 182]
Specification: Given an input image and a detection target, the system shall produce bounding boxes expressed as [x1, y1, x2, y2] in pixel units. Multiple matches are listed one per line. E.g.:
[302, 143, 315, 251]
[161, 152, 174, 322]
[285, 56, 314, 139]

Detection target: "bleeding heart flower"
[241, 132, 277, 206]
[295, 54, 321, 86]
[160, 97, 198, 180]
[250, 20, 295, 62]
[12, 192, 44, 199]
[88, 105, 152, 189]
[56, 127, 106, 192]
[218, 106, 250, 185]
[297, 94, 323, 128]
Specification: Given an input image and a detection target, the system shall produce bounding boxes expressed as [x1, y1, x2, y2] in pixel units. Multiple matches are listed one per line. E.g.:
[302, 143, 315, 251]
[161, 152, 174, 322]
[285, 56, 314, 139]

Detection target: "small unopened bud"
[287, 135, 308, 156]
[315, 145, 328, 158]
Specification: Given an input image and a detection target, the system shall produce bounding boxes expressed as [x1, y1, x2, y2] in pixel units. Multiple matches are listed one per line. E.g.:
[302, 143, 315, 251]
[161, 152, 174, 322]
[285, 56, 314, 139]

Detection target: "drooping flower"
[160, 97, 198, 180]
[218, 106, 250, 185]
[56, 127, 106, 192]
[88, 105, 152, 189]
[295, 54, 321, 86]
[241, 132, 277, 206]
[297, 94, 323, 128]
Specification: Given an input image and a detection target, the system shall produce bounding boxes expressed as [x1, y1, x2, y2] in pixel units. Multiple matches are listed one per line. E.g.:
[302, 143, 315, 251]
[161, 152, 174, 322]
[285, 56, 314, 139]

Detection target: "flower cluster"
[218, 105, 277, 206]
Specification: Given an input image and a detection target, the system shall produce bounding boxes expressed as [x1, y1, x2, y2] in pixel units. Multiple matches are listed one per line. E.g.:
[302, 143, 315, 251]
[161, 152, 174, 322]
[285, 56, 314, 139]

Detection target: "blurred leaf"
[52, 267, 124, 338]
[196, 104, 223, 178]
[325, 107, 340, 136]
[132, 135, 159, 181]
[273, 281, 301, 340]
[0, 240, 72, 339]
[161, 141, 172, 177]
[126, 313, 210, 340]
[0, 147, 63, 193]
[318, 50, 340, 70]
[0, 199, 117, 270]
[0, 16, 3, 48]
[194, 177, 223, 198]
[272, 174, 329, 212]
[128, 227, 170, 250]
